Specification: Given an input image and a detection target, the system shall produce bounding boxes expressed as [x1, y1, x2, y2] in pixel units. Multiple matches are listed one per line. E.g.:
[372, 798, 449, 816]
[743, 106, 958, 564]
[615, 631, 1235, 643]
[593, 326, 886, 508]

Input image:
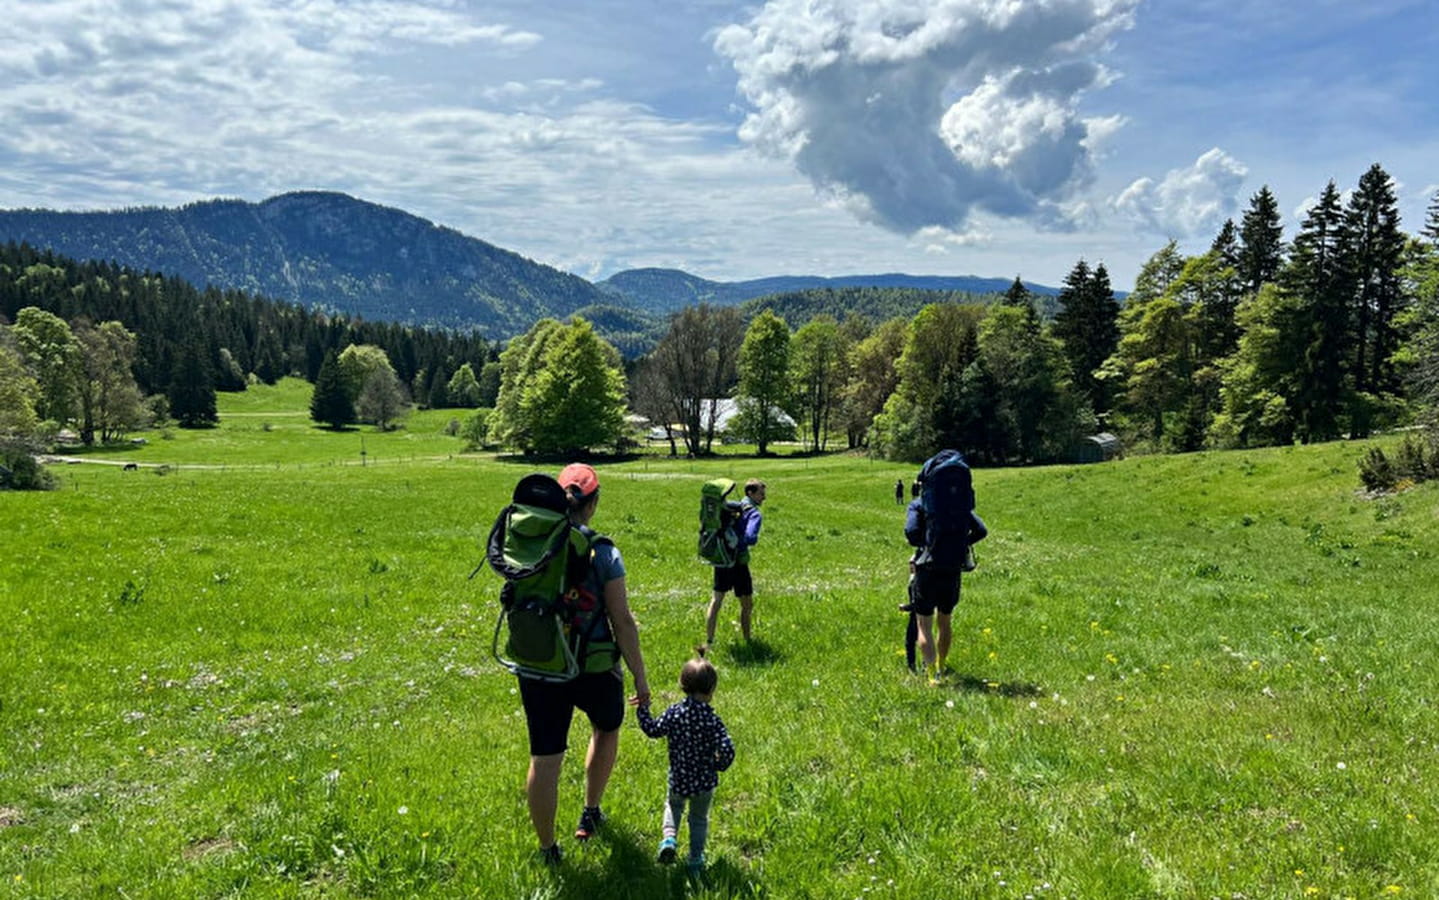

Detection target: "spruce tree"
[168, 339, 218, 428]
[1344, 163, 1406, 399]
[310, 349, 355, 430]
[1052, 259, 1120, 414]
[1282, 181, 1351, 441]
[1239, 186, 1285, 294]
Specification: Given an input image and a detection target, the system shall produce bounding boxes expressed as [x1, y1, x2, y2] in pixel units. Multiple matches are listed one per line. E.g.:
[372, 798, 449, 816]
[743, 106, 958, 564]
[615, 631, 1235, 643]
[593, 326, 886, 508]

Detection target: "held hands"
[628, 677, 651, 708]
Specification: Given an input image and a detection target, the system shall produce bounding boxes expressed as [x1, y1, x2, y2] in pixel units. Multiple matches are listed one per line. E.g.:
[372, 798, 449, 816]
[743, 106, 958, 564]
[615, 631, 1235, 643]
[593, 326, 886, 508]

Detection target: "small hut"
[1072, 432, 1122, 464]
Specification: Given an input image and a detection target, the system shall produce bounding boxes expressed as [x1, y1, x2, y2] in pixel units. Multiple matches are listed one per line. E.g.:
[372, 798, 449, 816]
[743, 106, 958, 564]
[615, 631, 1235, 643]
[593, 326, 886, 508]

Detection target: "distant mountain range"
[596, 268, 1056, 317]
[0, 191, 1059, 345]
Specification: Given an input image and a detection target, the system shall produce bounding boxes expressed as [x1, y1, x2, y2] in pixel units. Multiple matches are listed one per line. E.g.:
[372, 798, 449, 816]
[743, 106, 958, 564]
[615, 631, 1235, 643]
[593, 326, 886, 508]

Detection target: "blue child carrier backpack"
[918, 449, 975, 573]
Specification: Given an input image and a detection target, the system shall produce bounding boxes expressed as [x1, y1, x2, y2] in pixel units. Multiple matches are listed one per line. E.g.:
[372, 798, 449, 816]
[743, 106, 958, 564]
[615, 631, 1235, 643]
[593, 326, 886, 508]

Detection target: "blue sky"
[1, 0, 1434, 290]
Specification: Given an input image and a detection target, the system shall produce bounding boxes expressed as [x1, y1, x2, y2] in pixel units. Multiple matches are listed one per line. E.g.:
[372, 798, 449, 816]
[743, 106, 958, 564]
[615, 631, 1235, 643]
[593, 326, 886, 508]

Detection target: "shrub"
[1358, 446, 1396, 492]
[0, 440, 56, 491]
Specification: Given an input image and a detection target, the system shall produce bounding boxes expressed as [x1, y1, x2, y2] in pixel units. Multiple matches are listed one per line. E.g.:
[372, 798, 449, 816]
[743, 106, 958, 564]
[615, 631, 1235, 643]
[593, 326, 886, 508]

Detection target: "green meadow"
[3, 384, 1438, 899]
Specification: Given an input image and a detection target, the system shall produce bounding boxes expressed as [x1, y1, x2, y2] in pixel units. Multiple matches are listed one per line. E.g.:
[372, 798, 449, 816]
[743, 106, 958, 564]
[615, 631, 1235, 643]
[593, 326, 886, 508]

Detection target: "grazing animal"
[123, 463, 139, 471]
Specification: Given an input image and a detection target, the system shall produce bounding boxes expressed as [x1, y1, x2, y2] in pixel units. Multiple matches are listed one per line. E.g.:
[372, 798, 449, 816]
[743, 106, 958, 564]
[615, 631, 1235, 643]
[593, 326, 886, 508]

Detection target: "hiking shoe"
[657, 836, 677, 864]
[575, 806, 606, 841]
[686, 855, 705, 878]
[538, 843, 563, 866]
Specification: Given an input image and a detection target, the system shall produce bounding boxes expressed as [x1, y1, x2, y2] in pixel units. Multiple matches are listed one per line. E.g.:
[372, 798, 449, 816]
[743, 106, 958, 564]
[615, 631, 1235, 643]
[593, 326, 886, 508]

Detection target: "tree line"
[538, 163, 1439, 464]
[6, 161, 1438, 479]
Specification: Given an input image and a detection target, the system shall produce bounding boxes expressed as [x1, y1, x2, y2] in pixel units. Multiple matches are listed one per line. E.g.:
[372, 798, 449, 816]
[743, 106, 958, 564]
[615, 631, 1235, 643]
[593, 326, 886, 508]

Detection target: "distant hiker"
[704, 479, 766, 646]
[635, 649, 735, 875]
[894, 478, 904, 504]
[902, 451, 984, 683]
[491, 463, 651, 865]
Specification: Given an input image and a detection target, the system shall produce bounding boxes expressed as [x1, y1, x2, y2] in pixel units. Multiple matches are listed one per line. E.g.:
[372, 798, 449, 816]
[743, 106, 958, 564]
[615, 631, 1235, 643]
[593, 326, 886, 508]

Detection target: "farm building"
[1072, 432, 1122, 463]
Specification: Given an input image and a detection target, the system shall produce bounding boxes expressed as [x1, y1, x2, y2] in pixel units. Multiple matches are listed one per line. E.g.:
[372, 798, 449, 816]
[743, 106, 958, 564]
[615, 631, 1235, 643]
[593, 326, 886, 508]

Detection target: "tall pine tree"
[168, 337, 218, 428]
[1239, 186, 1285, 294]
[1344, 163, 1406, 401]
[309, 349, 355, 430]
[1282, 181, 1352, 442]
[1052, 260, 1120, 415]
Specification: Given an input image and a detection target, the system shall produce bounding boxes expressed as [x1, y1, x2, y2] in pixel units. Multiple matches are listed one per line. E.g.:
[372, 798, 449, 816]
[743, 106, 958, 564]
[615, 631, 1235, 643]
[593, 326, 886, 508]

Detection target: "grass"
[3, 383, 1438, 898]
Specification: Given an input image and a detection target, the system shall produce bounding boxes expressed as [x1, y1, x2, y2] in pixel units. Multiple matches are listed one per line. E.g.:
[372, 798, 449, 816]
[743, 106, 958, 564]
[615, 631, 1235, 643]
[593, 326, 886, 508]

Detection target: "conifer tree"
[309, 349, 355, 430]
[1052, 259, 1120, 414]
[1239, 186, 1285, 294]
[168, 338, 219, 428]
[1282, 181, 1351, 441]
[1344, 163, 1406, 401]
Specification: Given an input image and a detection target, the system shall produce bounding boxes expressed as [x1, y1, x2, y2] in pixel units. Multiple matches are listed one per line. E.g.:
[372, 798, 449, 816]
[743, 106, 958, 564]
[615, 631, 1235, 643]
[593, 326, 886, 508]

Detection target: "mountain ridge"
[1, 192, 1062, 343]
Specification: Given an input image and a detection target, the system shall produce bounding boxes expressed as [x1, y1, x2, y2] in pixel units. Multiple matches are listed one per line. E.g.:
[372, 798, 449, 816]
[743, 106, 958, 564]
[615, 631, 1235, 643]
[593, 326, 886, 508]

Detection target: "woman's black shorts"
[518, 670, 625, 756]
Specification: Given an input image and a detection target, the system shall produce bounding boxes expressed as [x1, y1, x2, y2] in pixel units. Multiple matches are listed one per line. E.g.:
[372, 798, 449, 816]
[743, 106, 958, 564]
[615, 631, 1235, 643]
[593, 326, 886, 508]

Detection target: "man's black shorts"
[910, 567, 960, 616]
[712, 563, 753, 596]
[518, 670, 625, 756]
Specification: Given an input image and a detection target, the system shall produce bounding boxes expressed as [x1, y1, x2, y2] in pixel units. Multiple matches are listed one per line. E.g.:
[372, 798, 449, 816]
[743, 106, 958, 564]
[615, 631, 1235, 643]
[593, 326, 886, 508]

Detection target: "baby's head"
[681, 650, 718, 700]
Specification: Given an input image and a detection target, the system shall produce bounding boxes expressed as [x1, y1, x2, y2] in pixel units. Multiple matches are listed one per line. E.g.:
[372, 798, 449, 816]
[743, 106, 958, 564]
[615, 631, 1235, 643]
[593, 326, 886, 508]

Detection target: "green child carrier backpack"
[698, 477, 743, 566]
[481, 473, 618, 682]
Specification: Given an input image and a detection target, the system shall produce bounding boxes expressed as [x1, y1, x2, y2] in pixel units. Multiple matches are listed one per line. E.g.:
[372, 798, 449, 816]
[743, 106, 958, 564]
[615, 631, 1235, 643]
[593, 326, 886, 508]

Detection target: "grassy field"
[3, 384, 1438, 898]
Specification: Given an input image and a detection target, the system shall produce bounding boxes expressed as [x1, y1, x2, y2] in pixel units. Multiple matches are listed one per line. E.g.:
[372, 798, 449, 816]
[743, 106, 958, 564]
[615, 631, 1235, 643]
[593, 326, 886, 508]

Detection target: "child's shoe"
[686, 855, 705, 880]
[537, 843, 563, 866]
[575, 806, 605, 841]
[657, 836, 677, 864]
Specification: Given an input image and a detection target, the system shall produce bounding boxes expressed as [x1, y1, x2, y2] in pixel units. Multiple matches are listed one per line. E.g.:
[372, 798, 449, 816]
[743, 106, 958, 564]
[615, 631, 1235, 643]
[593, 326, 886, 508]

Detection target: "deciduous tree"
[735, 310, 792, 455]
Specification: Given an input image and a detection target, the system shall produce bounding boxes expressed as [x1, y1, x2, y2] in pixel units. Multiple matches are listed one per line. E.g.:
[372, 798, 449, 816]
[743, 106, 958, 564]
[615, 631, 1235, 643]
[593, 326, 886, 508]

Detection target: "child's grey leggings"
[663, 789, 715, 861]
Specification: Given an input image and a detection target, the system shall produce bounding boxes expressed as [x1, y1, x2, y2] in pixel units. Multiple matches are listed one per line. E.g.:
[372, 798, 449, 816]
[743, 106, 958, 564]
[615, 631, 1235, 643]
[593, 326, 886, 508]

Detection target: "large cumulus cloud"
[1112, 148, 1248, 237]
[713, 0, 1138, 235]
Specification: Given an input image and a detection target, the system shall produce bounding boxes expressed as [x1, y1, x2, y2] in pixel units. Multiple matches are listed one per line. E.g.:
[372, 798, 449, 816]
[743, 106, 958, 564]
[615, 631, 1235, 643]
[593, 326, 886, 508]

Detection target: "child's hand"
[628, 691, 651, 708]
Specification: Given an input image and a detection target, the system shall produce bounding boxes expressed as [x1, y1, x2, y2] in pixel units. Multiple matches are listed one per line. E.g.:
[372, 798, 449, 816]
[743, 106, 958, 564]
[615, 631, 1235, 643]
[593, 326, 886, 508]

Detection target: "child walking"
[634, 651, 735, 874]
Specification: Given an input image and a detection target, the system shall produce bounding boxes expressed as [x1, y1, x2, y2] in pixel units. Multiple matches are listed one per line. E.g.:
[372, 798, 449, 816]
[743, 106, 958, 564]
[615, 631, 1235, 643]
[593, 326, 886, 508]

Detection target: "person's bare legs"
[737, 594, 753, 640]
[915, 613, 936, 674]
[936, 612, 953, 671]
[527, 753, 564, 848]
[584, 727, 619, 809]
[705, 591, 725, 645]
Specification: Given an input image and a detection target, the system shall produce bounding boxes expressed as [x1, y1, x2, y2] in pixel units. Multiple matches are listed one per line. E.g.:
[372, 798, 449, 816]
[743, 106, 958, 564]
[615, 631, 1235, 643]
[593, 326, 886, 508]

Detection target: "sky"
[1, 0, 1435, 290]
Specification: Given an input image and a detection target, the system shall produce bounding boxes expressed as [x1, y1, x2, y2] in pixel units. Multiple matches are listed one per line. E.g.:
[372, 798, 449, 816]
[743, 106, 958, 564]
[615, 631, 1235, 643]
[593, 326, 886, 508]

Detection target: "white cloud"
[1112, 147, 1248, 237]
[713, 0, 1138, 235]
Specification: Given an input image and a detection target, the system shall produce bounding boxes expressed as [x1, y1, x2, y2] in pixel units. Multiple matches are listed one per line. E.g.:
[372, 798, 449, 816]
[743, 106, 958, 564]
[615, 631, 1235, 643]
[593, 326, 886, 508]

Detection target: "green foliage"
[789, 315, 849, 452]
[309, 349, 356, 430]
[12, 305, 78, 424]
[517, 319, 628, 456]
[870, 302, 984, 461]
[735, 310, 792, 454]
[0, 437, 54, 489]
[0, 331, 40, 437]
[445, 362, 482, 409]
[490, 318, 627, 456]
[168, 338, 218, 429]
[459, 408, 492, 451]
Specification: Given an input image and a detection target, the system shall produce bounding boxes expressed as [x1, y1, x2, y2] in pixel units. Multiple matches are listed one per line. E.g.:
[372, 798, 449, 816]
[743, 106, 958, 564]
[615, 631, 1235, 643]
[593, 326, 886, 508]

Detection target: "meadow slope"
[2, 402, 1437, 898]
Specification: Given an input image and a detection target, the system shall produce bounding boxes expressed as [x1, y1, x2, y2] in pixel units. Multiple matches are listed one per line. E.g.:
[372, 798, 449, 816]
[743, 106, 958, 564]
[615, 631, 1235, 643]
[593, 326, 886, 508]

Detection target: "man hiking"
[704, 478, 766, 647]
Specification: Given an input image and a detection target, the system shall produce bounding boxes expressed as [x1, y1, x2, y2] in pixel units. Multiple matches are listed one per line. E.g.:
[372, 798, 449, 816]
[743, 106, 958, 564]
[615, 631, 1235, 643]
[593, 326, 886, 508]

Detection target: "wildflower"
[1336, 762, 1347, 770]
[945, 700, 955, 709]
[1383, 887, 1402, 895]
[811, 679, 820, 687]
[397, 806, 409, 815]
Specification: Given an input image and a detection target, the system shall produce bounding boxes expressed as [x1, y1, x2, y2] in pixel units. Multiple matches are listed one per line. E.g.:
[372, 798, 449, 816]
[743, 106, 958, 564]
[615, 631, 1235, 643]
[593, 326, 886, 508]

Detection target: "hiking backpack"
[697, 478, 744, 566]
[917, 449, 975, 573]
[481, 473, 618, 682]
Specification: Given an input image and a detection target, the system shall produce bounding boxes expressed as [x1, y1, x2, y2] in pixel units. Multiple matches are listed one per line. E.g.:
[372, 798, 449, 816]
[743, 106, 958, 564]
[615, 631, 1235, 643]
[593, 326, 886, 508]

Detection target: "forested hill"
[597, 267, 1059, 316]
[0, 192, 609, 337]
[741, 285, 1039, 326]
